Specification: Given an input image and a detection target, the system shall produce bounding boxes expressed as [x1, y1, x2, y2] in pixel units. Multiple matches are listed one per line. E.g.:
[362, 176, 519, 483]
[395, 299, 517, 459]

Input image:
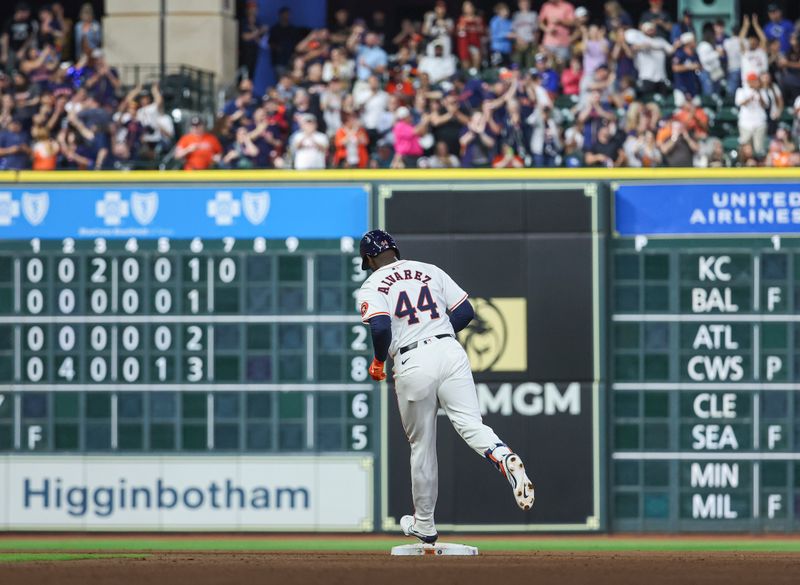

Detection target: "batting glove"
[368, 358, 386, 381]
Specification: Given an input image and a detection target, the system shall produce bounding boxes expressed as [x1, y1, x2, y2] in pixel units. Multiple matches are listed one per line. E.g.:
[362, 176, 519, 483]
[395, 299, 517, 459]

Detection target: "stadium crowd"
[2, 1, 800, 170]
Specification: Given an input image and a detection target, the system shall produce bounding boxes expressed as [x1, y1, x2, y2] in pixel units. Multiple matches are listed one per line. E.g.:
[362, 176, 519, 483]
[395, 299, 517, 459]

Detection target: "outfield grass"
[0, 553, 145, 563]
[0, 537, 799, 553]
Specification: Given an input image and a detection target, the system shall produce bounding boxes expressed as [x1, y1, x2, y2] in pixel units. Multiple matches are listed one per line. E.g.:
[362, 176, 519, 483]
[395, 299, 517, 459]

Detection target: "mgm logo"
[458, 298, 527, 372]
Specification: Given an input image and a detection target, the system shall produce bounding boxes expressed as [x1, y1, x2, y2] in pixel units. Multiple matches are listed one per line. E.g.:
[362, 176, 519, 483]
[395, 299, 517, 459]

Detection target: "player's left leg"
[394, 359, 441, 539]
[436, 338, 535, 510]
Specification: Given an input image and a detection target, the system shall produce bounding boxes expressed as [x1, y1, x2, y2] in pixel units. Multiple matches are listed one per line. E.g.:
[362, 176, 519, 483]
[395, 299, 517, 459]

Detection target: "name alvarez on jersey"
[374, 268, 432, 294]
[357, 259, 469, 357]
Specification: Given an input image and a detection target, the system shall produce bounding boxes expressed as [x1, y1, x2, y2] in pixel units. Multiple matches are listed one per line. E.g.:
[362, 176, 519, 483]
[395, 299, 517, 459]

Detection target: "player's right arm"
[357, 284, 391, 381]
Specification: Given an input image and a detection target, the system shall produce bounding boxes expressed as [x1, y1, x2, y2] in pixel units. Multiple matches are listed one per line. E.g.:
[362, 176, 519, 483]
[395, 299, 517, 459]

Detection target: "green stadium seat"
[722, 136, 741, 152]
[554, 94, 578, 109]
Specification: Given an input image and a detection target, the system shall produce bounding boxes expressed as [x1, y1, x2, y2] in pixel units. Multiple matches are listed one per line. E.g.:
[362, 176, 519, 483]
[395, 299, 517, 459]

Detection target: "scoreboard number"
[350, 357, 368, 382]
[351, 393, 369, 419]
[351, 425, 368, 450]
[350, 326, 368, 351]
[91, 258, 107, 283]
[26, 258, 43, 283]
[58, 357, 75, 381]
[58, 327, 75, 351]
[27, 327, 44, 351]
[57, 258, 75, 283]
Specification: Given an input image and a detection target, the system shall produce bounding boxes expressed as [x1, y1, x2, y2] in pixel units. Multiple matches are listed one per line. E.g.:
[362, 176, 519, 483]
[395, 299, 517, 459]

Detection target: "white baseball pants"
[392, 335, 506, 534]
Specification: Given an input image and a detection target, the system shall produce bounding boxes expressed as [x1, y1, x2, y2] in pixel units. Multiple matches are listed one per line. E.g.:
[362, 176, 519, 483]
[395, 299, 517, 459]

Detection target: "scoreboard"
[611, 182, 800, 532]
[0, 185, 377, 458]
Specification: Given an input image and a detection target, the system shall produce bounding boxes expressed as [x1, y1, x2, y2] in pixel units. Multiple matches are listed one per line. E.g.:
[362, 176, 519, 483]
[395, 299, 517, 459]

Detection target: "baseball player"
[356, 229, 534, 544]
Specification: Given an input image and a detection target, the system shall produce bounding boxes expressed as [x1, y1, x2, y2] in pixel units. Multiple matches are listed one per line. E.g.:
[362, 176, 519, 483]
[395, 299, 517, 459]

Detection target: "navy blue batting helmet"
[359, 229, 400, 270]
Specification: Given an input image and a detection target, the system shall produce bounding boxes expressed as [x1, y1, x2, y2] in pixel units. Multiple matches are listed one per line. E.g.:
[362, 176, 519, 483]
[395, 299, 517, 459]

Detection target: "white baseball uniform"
[357, 259, 509, 534]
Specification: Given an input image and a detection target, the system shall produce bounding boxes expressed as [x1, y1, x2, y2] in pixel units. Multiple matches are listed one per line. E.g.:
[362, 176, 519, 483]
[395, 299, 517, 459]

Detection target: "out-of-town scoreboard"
[0, 185, 377, 456]
[611, 183, 800, 531]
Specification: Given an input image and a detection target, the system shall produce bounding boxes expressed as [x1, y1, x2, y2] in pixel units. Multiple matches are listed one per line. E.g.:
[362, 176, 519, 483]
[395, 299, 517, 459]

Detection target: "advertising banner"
[0, 455, 373, 530]
[0, 185, 369, 239]
[615, 183, 800, 235]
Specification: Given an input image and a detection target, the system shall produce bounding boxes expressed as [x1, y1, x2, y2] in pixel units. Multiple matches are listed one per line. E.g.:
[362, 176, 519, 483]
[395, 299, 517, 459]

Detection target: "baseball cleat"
[400, 515, 438, 544]
[502, 454, 535, 511]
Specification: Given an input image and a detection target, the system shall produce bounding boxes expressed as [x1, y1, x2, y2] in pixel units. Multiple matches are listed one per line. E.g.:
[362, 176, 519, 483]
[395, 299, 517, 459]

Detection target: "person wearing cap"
[739, 14, 769, 86]
[639, 0, 671, 41]
[670, 9, 694, 45]
[85, 50, 121, 107]
[764, 4, 794, 54]
[672, 32, 701, 98]
[735, 71, 768, 155]
[347, 27, 388, 82]
[174, 116, 223, 171]
[631, 20, 674, 95]
[538, 0, 575, 64]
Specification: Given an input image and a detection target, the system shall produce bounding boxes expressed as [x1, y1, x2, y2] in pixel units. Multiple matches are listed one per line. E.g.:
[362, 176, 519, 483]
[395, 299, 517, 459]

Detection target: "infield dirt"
[2, 550, 800, 585]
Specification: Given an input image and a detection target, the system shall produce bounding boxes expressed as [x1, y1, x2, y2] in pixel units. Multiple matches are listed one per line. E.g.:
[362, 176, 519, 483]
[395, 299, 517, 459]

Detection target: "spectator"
[490, 3, 515, 67]
[604, 1, 631, 31]
[64, 109, 109, 169]
[610, 21, 635, 83]
[85, 50, 121, 107]
[697, 24, 725, 96]
[456, 1, 485, 71]
[561, 55, 582, 96]
[419, 140, 460, 168]
[582, 24, 610, 82]
[288, 113, 328, 169]
[419, 42, 457, 85]
[740, 14, 769, 84]
[533, 53, 560, 97]
[240, 1, 269, 81]
[630, 21, 674, 95]
[423, 1, 455, 55]
[459, 110, 496, 167]
[37, 5, 64, 52]
[323, 47, 356, 83]
[430, 90, 469, 156]
[31, 124, 58, 170]
[174, 116, 223, 171]
[512, 0, 539, 66]
[1, 2, 37, 72]
[723, 24, 743, 95]
[51, 3, 72, 60]
[391, 106, 425, 168]
[539, 0, 575, 64]
[624, 129, 661, 167]
[657, 118, 699, 166]
[672, 32, 701, 98]
[764, 4, 794, 54]
[222, 126, 260, 169]
[354, 75, 389, 148]
[577, 89, 615, 148]
[760, 71, 784, 135]
[74, 3, 101, 59]
[269, 7, 304, 79]
[640, 0, 672, 41]
[585, 122, 623, 167]
[329, 8, 351, 46]
[333, 112, 369, 168]
[136, 83, 174, 158]
[670, 10, 694, 44]
[778, 34, 800, 105]
[765, 126, 796, 167]
[348, 28, 388, 82]
[528, 104, 561, 166]
[736, 72, 769, 155]
[0, 116, 30, 169]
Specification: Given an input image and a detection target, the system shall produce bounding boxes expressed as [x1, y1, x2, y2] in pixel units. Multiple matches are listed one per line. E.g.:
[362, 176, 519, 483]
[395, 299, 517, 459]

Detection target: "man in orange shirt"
[174, 116, 223, 170]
